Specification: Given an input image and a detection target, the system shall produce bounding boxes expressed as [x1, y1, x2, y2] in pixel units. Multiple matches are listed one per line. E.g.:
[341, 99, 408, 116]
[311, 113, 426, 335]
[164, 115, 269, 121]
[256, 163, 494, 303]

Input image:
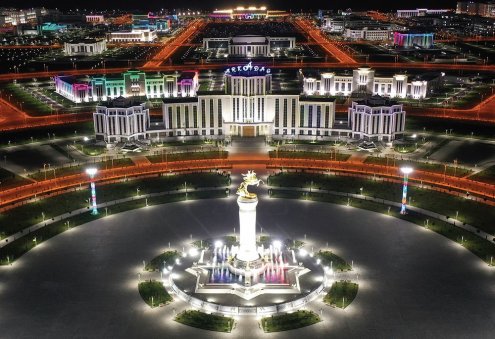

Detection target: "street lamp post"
[85, 168, 98, 215]
[400, 167, 413, 215]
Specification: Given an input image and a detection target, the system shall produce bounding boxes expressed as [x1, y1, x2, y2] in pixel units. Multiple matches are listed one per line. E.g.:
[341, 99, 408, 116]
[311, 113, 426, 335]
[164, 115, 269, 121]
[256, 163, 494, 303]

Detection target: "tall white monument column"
[236, 196, 259, 262]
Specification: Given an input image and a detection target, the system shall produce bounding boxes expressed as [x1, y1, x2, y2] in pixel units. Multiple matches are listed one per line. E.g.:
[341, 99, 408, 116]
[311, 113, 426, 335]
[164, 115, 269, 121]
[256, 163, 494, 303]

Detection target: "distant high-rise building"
[457, 1, 495, 17]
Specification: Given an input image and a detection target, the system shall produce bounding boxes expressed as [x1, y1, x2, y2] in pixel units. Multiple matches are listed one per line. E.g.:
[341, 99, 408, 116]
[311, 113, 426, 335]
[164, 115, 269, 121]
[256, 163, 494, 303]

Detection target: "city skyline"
[0, 0, 457, 11]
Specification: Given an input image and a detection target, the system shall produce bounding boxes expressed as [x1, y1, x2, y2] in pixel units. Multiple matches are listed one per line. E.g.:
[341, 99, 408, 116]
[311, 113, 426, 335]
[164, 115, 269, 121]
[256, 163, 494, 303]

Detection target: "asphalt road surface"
[0, 197, 494, 338]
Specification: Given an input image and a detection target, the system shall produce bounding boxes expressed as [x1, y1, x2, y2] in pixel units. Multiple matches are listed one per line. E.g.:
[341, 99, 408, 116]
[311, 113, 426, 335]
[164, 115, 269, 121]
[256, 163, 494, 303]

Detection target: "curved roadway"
[1, 158, 493, 209]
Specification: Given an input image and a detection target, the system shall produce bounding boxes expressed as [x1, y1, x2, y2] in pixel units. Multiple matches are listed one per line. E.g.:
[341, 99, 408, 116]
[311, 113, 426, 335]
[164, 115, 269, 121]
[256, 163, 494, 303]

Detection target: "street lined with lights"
[0, 158, 493, 211]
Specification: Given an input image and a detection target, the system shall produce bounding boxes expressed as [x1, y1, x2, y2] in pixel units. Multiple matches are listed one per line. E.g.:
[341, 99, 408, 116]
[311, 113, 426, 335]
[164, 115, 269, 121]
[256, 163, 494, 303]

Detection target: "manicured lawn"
[0, 189, 227, 265]
[0, 167, 32, 190]
[138, 280, 173, 307]
[470, 165, 495, 185]
[28, 158, 133, 181]
[270, 189, 495, 266]
[323, 281, 359, 309]
[364, 156, 472, 177]
[145, 251, 179, 271]
[406, 116, 495, 140]
[0, 121, 94, 147]
[261, 310, 321, 332]
[269, 150, 350, 161]
[317, 250, 352, 271]
[0, 173, 229, 240]
[175, 310, 234, 333]
[1, 83, 52, 116]
[74, 143, 107, 156]
[147, 151, 228, 163]
[268, 172, 495, 234]
[394, 142, 421, 153]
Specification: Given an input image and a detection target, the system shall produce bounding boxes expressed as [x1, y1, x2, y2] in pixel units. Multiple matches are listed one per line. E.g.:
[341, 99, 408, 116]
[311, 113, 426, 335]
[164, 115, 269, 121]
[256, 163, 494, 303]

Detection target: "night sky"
[1, 0, 456, 11]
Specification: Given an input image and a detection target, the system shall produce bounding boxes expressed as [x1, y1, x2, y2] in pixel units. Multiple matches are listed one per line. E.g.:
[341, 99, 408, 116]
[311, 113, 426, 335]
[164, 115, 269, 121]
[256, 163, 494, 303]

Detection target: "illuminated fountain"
[183, 171, 310, 300]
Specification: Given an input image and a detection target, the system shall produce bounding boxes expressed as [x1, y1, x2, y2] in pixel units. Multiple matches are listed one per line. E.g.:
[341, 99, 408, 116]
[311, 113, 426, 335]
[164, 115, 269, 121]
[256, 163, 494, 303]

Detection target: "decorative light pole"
[400, 167, 413, 215]
[85, 168, 98, 215]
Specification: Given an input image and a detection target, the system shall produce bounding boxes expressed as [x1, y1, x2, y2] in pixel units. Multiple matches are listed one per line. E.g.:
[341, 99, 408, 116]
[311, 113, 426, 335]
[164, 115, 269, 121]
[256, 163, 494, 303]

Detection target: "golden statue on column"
[236, 170, 263, 200]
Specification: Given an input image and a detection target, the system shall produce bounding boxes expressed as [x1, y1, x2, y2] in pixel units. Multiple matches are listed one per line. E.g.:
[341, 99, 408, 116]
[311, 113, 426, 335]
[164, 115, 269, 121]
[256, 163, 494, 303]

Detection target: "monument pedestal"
[236, 196, 259, 262]
[229, 196, 265, 285]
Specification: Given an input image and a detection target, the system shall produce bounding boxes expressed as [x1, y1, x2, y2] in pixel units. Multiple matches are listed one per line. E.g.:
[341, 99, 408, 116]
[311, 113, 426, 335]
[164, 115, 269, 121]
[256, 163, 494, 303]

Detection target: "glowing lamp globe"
[86, 168, 98, 176]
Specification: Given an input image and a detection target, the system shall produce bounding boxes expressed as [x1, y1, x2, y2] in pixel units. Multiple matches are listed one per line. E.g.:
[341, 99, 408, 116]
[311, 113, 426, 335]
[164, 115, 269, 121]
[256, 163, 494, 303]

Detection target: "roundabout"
[1, 179, 495, 338]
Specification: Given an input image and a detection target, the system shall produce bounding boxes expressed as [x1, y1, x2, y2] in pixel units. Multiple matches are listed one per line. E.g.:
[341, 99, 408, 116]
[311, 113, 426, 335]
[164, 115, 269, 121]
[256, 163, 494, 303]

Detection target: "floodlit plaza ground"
[1, 190, 495, 338]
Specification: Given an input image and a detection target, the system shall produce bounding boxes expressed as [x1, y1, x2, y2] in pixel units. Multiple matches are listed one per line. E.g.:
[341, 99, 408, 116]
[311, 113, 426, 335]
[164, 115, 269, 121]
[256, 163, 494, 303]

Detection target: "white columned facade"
[236, 197, 259, 262]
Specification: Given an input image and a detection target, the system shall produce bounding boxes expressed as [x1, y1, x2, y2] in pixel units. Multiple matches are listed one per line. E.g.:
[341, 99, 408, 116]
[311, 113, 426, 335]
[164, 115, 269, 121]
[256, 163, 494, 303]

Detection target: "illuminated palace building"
[161, 63, 336, 139]
[303, 67, 429, 99]
[210, 7, 289, 20]
[55, 70, 198, 103]
[91, 63, 407, 143]
[203, 36, 296, 57]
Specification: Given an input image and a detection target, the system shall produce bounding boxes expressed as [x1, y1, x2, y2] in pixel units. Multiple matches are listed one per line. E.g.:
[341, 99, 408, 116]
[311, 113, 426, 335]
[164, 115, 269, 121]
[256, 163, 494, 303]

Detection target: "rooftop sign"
[224, 62, 271, 76]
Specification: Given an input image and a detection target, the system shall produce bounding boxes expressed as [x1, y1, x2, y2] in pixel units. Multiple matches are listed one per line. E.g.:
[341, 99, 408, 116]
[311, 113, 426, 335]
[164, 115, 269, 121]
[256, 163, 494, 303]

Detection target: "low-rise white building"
[94, 97, 150, 143]
[302, 67, 429, 99]
[63, 38, 107, 56]
[108, 28, 157, 43]
[396, 8, 451, 18]
[322, 17, 346, 32]
[203, 35, 296, 57]
[86, 15, 105, 23]
[348, 96, 406, 141]
[343, 26, 391, 41]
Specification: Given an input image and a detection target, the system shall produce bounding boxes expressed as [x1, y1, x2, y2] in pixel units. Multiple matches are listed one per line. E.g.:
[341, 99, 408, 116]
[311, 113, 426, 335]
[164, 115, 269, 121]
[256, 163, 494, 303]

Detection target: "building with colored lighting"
[107, 28, 157, 42]
[210, 7, 289, 20]
[348, 96, 406, 141]
[302, 67, 429, 99]
[203, 35, 296, 57]
[396, 8, 451, 18]
[94, 97, 150, 143]
[39, 22, 68, 33]
[92, 65, 408, 143]
[393, 31, 434, 49]
[63, 38, 107, 56]
[55, 70, 199, 103]
[322, 15, 388, 33]
[132, 14, 171, 32]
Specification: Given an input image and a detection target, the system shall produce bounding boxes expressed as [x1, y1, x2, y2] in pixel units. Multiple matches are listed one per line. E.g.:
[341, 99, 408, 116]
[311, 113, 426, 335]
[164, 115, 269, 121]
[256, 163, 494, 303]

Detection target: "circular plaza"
[1, 188, 495, 338]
